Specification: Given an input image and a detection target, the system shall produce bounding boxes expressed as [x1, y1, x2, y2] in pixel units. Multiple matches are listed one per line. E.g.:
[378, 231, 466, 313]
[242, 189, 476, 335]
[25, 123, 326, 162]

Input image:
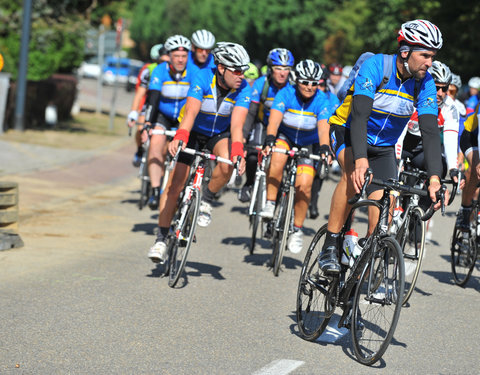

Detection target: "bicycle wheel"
[138, 161, 150, 210]
[273, 186, 294, 276]
[249, 175, 264, 255]
[450, 225, 477, 287]
[296, 224, 337, 341]
[351, 236, 404, 366]
[397, 206, 425, 305]
[168, 189, 200, 287]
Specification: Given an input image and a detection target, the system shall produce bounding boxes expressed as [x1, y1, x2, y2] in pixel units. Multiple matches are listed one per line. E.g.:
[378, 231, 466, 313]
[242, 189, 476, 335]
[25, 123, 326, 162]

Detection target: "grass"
[0, 112, 129, 150]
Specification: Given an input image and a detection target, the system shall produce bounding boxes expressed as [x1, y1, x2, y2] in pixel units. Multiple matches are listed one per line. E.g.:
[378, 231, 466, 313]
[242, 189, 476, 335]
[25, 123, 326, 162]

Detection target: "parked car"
[126, 60, 145, 92]
[78, 57, 101, 79]
[102, 56, 131, 85]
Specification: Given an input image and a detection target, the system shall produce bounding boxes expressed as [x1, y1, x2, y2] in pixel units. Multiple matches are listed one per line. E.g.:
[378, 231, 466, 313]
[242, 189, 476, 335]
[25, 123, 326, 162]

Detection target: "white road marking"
[252, 359, 305, 375]
[315, 315, 349, 343]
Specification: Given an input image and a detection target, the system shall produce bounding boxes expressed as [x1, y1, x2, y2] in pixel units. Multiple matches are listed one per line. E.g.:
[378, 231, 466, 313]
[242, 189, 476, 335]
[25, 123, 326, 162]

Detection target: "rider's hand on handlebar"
[449, 168, 459, 184]
[428, 177, 449, 211]
[352, 158, 369, 194]
[262, 134, 276, 156]
[127, 110, 138, 128]
[233, 155, 246, 175]
[319, 144, 332, 165]
[168, 138, 185, 157]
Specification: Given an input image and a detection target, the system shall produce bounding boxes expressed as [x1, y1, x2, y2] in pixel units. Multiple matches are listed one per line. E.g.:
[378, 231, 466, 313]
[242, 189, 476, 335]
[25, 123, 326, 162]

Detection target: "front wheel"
[450, 225, 477, 287]
[168, 190, 200, 288]
[273, 186, 294, 276]
[351, 236, 404, 366]
[296, 224, 337, 341]
[249, 175, 264, 255]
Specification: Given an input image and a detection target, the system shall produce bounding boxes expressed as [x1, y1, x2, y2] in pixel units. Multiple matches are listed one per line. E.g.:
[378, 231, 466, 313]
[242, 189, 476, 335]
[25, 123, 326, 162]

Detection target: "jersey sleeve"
[234, 80, 252, 108]
[148, 63, 166, 91]
[416, 74, 438, 117]
[315, 91, 331, 121]
[271, 86, 289, 113]
[187, 74, 207, 102]
[353, 54, 384, 99]
[250, 77, 264, 103]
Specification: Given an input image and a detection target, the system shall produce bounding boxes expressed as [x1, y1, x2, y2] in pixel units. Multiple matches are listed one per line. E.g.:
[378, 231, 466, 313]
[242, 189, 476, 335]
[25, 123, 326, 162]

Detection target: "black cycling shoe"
[147, 188, 160, 210]
[238, 185, 252, 203]
[309, 205, 319, 219]
[318, 245, 341, 274]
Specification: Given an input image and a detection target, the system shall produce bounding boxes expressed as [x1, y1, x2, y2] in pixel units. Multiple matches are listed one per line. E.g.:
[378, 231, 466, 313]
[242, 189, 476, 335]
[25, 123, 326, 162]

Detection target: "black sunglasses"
[436, 85, 448, 93]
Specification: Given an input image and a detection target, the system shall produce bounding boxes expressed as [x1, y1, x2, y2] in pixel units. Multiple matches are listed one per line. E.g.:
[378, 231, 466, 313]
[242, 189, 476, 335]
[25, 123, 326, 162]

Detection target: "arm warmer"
[419, 113, 444, 177]
[144, 89, 161, 123]
[350, 95, 374, 161]
[243, 102, 259, 140]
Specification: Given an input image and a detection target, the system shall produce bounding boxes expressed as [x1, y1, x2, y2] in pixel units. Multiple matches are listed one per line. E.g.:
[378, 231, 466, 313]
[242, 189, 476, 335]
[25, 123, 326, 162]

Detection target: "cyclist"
[259, 59, 331, 254]
[326, 63, 346, 96]
[309, 68, 340, 218]
[187, 29, 216, 74]
[244, 62, 260, 86]
[238, 48, 295, 203]
[396, 60, 459, 182]
[148, 42, 252, 263]
[143, 35, 194, 210]
[127, 43, 169, 167]
[318, 19, 447, 274]
[456, 103, 480, 230]
[466, 77, 480, 114]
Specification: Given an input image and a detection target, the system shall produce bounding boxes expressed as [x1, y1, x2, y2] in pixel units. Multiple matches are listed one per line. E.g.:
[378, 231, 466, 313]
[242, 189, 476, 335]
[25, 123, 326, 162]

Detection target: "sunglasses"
[436, 85, 448, 93]
[298, 79, 320, 87]
[272, 66, 291, 72]
[225, 66, 247, 76]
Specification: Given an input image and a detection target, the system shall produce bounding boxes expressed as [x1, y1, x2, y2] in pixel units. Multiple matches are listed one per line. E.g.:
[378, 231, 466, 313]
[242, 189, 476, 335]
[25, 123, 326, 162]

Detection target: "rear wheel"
[249, 176, 264, 255]
[296, 224, 337, 340]
[273, 186, 294, 276]
[138, 161, 150, 210]
[450, 225, 477, 287]
[168, 190, 200, 288]
[351, 236, 404, 366]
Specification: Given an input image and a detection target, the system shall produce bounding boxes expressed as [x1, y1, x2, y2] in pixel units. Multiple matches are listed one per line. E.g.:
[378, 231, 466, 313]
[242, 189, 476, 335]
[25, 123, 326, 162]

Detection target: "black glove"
[318, 144, 331, 158]
[263, 134, 276, 149]
[449, 168, 459, 180]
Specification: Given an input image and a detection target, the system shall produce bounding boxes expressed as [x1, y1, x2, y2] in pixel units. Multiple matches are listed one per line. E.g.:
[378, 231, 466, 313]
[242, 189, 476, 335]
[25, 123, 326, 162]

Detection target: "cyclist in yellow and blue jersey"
[259, 60, 331, 254]
[319, 19, 448, 275]
[143, 35, 194, 210]
[187, 29, 216, 76]
[456, 102, 480, 229]
[238, 48, 295, 203]
[148, 42, 252, 263]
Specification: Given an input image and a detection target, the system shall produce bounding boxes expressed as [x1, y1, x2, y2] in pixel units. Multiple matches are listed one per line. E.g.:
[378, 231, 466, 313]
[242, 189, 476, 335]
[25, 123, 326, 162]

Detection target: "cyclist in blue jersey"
[466, 77, 480, 114]
[187, 29, 216, 76]
[143, 35, 193, 210]
[238, 48, 295, 202]
[148, 42, 252, 263]
[259, 60, 331, 254]
[318, 19, 448, 274]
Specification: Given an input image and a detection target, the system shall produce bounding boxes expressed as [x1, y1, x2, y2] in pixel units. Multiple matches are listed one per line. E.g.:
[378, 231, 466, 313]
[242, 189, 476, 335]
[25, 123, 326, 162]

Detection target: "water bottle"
[341, 229, 359, 266]
[390, 206, 404, 234]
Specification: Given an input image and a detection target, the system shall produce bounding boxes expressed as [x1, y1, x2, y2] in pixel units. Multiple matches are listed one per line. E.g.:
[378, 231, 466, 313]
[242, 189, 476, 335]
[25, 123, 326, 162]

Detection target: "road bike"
[296, 170, 443, 365]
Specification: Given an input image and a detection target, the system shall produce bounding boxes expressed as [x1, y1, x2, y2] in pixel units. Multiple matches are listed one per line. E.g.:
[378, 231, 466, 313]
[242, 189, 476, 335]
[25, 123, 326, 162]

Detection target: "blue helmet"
[266, 48, 294, 67]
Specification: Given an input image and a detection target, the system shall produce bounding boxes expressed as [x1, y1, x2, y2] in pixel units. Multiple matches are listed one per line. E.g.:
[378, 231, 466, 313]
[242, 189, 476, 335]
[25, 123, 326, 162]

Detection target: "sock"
[324, 230, 340, 249]
[156, 226, 169, 242]
[294, 225, 302, 232]
[202, 186, 216, 204]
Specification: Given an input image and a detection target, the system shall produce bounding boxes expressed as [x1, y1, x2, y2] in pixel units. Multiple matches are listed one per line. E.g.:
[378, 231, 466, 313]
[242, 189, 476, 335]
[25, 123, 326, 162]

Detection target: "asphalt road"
[0, 135, 479, 374]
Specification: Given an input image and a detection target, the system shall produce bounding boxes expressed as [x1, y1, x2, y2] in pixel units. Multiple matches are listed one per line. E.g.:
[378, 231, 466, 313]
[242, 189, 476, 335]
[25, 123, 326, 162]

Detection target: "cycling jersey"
[330, 53, 438, 147]
[323, 90, 340, 116]
[397, 94, 459, 170]
[466, 94, 479, 114]
[186, 51, 216, 77]
[464, 103, 479, 132]
[148, 62, 194, 121]
[251, 76, 291, 124]
[271, 85, 330, 146]
[178, 68, 252, 137]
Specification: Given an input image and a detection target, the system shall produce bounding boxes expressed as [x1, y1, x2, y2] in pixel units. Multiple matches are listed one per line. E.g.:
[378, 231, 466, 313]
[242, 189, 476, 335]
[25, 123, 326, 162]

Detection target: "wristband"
[429, 176, 440, 184]
[174, 128, 190, 144]
[231, 141, 244, 160]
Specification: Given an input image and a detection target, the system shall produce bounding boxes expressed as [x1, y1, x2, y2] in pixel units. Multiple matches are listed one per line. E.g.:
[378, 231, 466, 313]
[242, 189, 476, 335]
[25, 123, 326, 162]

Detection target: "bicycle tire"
[138, 162, 150, 210]
[397, 206, 425, 305]
[351, 236, 405, 366]
[168, 189, 200, 287]
[296, 224, 337, 341]
[249, 175, 264, 255]
[273, 186, 294, 276]
[450, 225, 477, 287]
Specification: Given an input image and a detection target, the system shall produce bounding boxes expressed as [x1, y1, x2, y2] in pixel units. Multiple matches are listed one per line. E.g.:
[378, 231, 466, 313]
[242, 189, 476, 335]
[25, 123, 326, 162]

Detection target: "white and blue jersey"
[186, 51, 216, 77]
[271, 85, 330, 146]
[251, 76, 291, 124]
[324, 91, 340, 116]
[179, 68, 252, 137]
[149, 62, 194, 121]
[329, 53, 438, 147]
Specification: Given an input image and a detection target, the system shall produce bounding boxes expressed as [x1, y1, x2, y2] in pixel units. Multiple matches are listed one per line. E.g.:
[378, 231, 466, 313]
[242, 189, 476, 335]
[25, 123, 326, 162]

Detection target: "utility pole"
[14, 0, 33, 131]
[108, 18, 123, 131]
[96, 25, 105, 114]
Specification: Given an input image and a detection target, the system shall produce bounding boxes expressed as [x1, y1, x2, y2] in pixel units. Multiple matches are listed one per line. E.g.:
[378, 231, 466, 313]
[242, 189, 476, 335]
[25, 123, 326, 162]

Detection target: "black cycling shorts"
[329, 124, 351, 159]
[154, 112, 178, 130]
[275, 133, 320, 172]
[177, 130, 231, 166]
[460, 129, 478, 157]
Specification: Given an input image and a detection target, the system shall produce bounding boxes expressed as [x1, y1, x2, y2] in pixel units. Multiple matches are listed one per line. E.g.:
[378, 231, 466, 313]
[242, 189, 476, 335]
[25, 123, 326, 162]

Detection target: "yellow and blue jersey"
[149, 62, 194, 121]
[271, 85, 330, 146]
[186, 51, 216, 77]
[251, 76, 291, 124]
[329, 54, 438, 147]
[179, 68, 252, 137]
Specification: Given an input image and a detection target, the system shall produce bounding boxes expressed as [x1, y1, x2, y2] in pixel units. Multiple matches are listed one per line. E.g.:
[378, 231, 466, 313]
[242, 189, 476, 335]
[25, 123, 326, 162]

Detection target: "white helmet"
[213, 42, 250, 70]
[428, 61, 452, 85]
[397, 19, 443, 50]
[468, 77, 480, 90]
[191, 29, 216, 50]
[295, 59, 323, 81]
[451, 74, 462, 89]
[342, 65, 353, 78]
[164, 35, 191, 53]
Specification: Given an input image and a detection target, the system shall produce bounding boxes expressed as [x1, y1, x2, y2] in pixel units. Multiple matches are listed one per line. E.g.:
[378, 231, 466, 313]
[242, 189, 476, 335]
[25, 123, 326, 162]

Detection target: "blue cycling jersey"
[179, 68, 252, 137]
[271, 85, 330, 146]
[324, 90, 340, 116]
[186, 51, 216, 77]
[251, 76, 291, 124]
[329, 54, 438, 147]
[466, 94, 479, 113]
[149, 62, 194, 121]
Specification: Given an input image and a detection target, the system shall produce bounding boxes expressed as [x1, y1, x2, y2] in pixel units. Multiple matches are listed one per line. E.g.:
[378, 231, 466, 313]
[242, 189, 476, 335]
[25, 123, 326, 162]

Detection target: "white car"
[78, 57, 101, 79]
